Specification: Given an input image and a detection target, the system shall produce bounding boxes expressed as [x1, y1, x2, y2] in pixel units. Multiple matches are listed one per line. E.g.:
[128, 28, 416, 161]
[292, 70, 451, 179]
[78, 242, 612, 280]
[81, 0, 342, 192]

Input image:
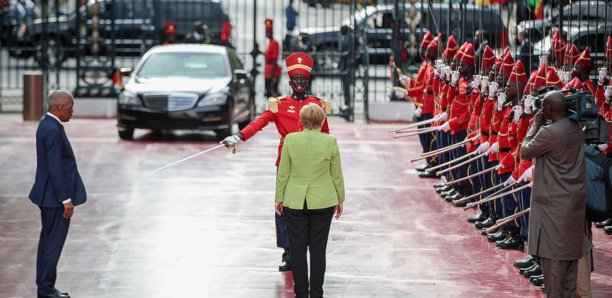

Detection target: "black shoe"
[433, 182, 446, 188]
[418, 171, 437, 178]
[279, 249, 291, 271]
[605, 225, 612, 234]
[496, 235, 524, 250]
[595, 218, 612, 228]
[279, 260, 291, 271]
[475, 217, 495, 229]
[435, 185, 453, 193]
[514, 255, 536, 269]
[486, 229, 508, 243]
[38, 291, 70, 298]
[452, 197, 469, 207]
[440, 189, 457, 198]
[530, 274, 544, 286]
[415, 163, 430, 172]
[522, 264, 542, 278]
[445, 193, 463, 202]
[519, 263, 539, 275]
[467, 213, 487, 223]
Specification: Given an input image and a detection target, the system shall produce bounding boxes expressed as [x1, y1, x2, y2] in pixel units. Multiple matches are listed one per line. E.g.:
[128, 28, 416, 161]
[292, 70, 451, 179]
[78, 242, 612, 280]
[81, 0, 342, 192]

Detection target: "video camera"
[530, 87, 610, 144]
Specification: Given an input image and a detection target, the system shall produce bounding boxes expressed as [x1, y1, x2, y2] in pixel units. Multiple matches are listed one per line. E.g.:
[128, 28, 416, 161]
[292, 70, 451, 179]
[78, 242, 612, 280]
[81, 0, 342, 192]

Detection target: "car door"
[226, 49, 251, 123]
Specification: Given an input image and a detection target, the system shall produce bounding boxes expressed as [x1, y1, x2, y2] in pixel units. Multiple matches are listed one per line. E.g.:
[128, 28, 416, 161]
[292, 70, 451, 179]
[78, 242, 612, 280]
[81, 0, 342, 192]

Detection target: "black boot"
[486, 227, 508, 242]
[467, 212, 488, 223]
[279, 248, 291, 271]
[514, 255, 537, 269]
[595, 218, 612, 228]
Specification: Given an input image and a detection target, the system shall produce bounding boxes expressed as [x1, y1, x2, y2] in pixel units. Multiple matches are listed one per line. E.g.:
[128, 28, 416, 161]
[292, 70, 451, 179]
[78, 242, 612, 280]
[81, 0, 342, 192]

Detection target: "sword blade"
[150, 144, 226, 174]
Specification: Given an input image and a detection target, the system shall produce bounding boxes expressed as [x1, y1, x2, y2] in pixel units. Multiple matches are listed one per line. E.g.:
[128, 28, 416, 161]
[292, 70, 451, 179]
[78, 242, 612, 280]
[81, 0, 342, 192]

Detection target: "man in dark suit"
[29, 90, 87, 298]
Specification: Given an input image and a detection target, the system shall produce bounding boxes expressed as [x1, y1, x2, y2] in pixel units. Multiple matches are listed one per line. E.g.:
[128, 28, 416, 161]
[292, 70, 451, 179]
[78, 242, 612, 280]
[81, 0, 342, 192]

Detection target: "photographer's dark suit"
[29, 114, 86, 296]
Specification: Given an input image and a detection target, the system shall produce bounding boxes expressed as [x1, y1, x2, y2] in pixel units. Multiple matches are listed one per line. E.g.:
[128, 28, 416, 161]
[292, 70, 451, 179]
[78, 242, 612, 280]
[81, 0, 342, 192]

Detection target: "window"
[138, 52, 230, 78]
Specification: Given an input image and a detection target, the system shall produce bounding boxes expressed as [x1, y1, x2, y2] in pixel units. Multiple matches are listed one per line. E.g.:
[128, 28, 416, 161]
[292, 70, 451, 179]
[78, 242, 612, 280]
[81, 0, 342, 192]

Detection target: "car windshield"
[137, 52, 229, 78]
[341, 5, 377, 26]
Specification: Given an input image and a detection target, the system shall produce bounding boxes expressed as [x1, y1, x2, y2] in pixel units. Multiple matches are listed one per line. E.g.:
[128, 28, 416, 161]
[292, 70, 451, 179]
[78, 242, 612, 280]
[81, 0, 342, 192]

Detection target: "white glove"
[524, 95, 533, 114]
[519, 166, 533, 182]
[394, 87, 407, 99]
[438, 122, 450, 132]
[503, 176, 516, 186]
[444, 66, 452, 81]
[414, 106, 422, 117]
[539, 55, 547, 67]
[598, 144, 609, 152]
[488, 82, 498, 98]
[495, 164, 503, 170]
[563, 71, 571, 84]
[476, 141, 489, 154]
[605, 86, 612, 103]
[472, 75, 481, 90]
[399, 75, 411, 86]
[220, 135, 241, 154]
[497, 92, 506, 111]
[480, 76, 489, 94]
[557, 69, 564, 83]
[598, 68, 608, 85]
[435, 112, 448, 121]
[450, 70, 460, 86]
[513, 105, 523, 122]
[487, 142, 499, 154]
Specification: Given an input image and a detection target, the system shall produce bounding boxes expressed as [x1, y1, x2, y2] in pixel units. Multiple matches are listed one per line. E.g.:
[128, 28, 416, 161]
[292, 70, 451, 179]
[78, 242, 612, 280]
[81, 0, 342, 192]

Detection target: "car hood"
[126, 76, 231, 95]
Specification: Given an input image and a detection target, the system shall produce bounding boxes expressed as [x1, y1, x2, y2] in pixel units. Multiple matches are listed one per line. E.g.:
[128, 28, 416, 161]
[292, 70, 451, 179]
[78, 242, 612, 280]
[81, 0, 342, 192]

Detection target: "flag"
[527, 0, 544, 20]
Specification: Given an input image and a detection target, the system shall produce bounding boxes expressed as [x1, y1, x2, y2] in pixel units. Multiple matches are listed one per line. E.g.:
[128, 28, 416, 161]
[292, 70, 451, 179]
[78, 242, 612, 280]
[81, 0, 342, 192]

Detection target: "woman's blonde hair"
[300, 103, 326, 130]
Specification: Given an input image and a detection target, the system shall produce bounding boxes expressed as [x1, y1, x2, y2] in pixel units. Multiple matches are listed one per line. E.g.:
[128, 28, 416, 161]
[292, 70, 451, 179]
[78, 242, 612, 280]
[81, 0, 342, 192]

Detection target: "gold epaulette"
[267, 96, 283, 113]
[322, 99, 332, 114]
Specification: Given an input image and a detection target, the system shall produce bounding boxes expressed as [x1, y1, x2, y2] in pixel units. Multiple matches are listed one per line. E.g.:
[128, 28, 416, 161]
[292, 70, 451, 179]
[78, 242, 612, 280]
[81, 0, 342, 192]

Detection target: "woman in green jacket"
[275, 103, 345, 298]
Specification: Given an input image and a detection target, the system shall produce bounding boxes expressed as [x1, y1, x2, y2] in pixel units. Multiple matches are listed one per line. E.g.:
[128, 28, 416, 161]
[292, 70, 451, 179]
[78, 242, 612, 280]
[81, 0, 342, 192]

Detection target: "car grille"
[143, 93, 199, 112]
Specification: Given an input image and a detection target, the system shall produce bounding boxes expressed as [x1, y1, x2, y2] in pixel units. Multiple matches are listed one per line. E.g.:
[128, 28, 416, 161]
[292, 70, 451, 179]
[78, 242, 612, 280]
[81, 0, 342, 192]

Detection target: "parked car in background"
[517, 1, 612, 44]
[297, 3, 506, 70]
[20, 0, 233, 67]
[117, 44, 254, 140]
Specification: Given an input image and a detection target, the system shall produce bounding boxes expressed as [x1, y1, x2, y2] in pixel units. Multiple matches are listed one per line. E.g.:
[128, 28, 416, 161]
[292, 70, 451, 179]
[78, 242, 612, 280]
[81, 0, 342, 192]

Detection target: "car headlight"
[197, 93, 228, 107]
[118, 90, 142, 106]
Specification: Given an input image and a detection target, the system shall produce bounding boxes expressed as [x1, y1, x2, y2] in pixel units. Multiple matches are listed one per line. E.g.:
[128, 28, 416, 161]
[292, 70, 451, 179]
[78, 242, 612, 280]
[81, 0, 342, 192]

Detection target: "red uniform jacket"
[497, 108, 515, 174]
[447, 78, 471, 134]
[408, 64, 435, 115]
[479, 97, 496, 145]
[264, 38, 281, 78]
[240, 95, 330, 166]
[511, 115, 533, 180]
[488, 105, 505, 162]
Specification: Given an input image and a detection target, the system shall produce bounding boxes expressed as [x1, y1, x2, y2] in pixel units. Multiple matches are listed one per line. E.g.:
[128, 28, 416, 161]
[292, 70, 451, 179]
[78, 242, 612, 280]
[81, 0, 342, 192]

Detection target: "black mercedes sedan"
[117, 44, 254, 140]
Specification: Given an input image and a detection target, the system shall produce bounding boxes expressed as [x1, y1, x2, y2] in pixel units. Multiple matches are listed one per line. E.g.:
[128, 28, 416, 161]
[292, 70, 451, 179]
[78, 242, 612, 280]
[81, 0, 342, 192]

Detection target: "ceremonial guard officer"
[264, 18, 282, 97]
[221, 52, 331, 272]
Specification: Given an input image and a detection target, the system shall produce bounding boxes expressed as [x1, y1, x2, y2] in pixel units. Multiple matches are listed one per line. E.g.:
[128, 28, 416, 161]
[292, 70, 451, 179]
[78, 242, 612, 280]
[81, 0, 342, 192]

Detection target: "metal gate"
[2, 0, 610, 121]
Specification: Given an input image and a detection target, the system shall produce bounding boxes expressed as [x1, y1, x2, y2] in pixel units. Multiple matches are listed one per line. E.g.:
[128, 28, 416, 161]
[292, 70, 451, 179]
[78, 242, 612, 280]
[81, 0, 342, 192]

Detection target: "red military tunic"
[511, 115, 533, 180]
[408, 63, 435, 115]
[264, 38, 281, 79]
[479, 97, 496, 145]
[240, 95, 330, 166]
[446, 78, 471, 134]
[496, 108, 515, 175]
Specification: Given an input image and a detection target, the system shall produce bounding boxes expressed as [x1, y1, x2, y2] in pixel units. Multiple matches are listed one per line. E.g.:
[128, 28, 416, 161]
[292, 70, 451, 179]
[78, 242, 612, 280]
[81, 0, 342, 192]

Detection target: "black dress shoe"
[486, 229, 508, 242]
[475, 217, 495, 229]
[445, 193, 464, 202]
[519, 263, 539, 274]
[418, 170, 437, 178]
[514, 255, 536, 269]
[496, 235, 524, 250]
[279, 260, 291, 271]
[38, 291, 70, 298]
[440, 189, 457, 198]
[467, 213, 487, 223]
[435, 185, 453, 193]
[530, 274, 544, 286]
[595, 218, 612, 228]
[522, 264, 542, 278]
[452, 198, 469, 207]
[605, 225, 612, 234]
[415, 163, 430, 172]
[433, 182, 446, 188]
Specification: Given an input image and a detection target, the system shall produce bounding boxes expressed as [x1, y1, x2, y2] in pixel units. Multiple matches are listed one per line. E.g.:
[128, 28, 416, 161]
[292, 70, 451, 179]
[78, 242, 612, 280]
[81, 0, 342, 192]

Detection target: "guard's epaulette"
[312, 96, 333, 114]
[266, 96, 283, 113]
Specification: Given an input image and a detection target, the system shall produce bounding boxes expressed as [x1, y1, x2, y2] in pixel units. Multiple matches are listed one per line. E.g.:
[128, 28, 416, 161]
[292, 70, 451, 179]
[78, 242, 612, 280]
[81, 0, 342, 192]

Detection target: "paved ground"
[1, 114, 611, 297]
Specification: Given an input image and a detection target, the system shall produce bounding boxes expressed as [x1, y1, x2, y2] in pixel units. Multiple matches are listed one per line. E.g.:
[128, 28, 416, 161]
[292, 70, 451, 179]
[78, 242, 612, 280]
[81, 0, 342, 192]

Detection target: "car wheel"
[118, 128, 134, 140]
[34, 37, 66, 68]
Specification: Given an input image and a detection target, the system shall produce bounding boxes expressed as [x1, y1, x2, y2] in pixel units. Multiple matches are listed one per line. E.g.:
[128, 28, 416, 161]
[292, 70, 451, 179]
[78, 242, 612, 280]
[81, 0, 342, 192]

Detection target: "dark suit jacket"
[29, 114, 87, 207]
[519, 40, 534, 72]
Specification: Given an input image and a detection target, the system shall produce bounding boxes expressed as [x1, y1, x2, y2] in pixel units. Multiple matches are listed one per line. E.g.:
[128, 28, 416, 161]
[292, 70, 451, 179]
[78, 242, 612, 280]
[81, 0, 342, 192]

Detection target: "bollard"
[23, 71, 44, 121]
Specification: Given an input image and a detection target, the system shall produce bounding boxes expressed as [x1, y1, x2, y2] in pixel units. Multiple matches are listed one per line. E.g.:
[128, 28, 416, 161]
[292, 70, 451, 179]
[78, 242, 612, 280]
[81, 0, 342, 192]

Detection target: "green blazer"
[275, 129, 345, 210]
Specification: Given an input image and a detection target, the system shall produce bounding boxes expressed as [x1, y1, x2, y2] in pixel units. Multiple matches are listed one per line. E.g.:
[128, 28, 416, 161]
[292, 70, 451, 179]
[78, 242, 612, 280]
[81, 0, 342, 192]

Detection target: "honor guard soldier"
[264, 18, 282, 98]
[220, 52, 331, 272]
[162, 22, 177, 45]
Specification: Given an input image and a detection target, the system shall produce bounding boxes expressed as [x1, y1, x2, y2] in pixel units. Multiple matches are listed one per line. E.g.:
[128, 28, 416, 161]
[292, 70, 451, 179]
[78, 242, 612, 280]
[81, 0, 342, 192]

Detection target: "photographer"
[521, 90, 588, 297]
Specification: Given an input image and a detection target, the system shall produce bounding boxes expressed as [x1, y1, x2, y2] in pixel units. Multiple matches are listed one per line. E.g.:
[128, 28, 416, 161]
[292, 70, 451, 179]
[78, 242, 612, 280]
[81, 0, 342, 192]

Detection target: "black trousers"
[37, 207, 70, 295]
[284, 206, 334, 298]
